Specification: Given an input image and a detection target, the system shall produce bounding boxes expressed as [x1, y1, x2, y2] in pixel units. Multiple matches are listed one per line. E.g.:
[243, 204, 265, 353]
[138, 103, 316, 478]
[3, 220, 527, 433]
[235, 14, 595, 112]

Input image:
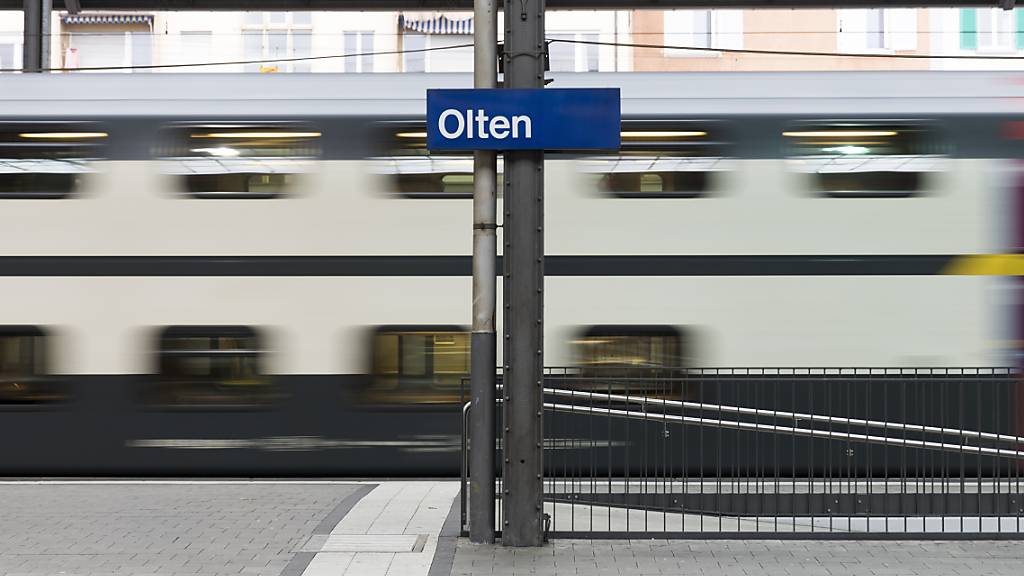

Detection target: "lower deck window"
[0, 326, 64, 404]
[366, 326, 469, 406]
[572, 325, 687, 399]
[150, 326, 279, 408]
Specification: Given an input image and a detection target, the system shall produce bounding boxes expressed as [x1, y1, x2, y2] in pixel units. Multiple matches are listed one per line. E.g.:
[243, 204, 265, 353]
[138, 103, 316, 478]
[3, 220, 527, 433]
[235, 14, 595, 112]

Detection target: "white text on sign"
[437, 109, 533, 140]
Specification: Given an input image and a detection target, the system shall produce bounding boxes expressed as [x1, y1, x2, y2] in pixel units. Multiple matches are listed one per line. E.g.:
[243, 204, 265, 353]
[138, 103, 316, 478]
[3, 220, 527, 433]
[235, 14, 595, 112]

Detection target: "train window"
[580, 121, 731, 198]
[365, 326, 469, 406]
[155, 123, 320, 198]
[784, 123, 948, 198]
[572, 325, 687, 399]
[370, 124, 503, 198]
[148, 326, 280, 408]
[0, 123, 106, 199]
[0, 326, 65, 404]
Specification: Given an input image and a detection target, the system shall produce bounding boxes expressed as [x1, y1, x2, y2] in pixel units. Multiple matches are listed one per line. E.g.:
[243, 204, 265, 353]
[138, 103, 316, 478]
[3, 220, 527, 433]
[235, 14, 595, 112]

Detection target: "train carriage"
[0, 71, 1020, 475]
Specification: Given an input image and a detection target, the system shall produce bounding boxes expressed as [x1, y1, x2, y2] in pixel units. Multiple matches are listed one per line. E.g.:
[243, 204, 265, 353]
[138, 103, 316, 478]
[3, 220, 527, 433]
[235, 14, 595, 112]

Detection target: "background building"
[2, 7, 1024, 74]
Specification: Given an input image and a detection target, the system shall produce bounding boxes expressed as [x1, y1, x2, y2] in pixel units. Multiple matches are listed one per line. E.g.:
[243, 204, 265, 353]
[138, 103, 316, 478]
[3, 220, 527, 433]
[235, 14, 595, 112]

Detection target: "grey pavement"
[451, 538, 1024, 575]
[0, 482, 363, 576]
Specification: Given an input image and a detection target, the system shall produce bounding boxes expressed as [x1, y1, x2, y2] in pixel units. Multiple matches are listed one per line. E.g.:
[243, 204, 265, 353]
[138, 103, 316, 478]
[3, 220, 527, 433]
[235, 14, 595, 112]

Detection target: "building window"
[365, 326, 469, 407]
[547, 32, 599, 72]
[371, 123, 504, 198]
[838, 9, 916, 53]
[61, 13, 155, 72]
[155, 122, 320, 198]
[0, 327, 65, 404]
[241, 12, 314, 73]
[402, 33, 426, 72]
[0, 123, 106, 199]
[663, 10, 742, 54]
[866, 9, 885, 50]
[179, 31, 212, 69]
[149, 326, 279, 408]
[961, 8, 1022, 51]
[784, 122, 947, 198]
[0, 40, 19, 71]
[343, 31, 375, 73]
[581, 121, 731, 198]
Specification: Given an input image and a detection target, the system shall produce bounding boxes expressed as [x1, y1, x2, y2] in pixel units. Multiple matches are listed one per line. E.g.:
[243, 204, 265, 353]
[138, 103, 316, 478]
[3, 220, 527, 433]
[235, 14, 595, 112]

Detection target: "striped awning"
[62, 13, 153, 25]
[400, 13, 472, 35]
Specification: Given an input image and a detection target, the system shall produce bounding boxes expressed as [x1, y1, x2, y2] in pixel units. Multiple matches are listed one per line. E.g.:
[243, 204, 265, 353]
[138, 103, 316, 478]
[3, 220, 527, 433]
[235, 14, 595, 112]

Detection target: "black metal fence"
[463, 367, 1024, 538]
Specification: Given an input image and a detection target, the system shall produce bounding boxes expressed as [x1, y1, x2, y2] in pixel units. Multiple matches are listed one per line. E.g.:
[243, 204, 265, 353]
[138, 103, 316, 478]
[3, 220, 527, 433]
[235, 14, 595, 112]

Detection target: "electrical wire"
[548, 37, 1024, 60]
[6, 33, 1024, 73]
[0, 42, 474, 73]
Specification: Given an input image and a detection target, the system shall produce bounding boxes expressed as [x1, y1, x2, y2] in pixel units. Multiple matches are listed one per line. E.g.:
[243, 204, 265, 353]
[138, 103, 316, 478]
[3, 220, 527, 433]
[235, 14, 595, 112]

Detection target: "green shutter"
[1017, 9, 1024, 50]
[961, 8, 977, 50]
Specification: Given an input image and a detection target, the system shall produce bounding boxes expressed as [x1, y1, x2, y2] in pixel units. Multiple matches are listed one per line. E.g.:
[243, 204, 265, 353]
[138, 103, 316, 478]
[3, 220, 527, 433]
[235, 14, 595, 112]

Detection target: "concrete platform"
[1, 480, 1021, 576]
[0, 480, 458, 576]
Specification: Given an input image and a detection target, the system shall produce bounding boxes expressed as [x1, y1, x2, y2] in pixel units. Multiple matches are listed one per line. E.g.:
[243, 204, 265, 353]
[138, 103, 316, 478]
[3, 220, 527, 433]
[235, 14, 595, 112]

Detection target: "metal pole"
[22, 0, 42, 72]
[502, 0, 545, 547]
[40, 0, 51, 72]
[23, 0, 51, 72]
[469, 0, 498, 545]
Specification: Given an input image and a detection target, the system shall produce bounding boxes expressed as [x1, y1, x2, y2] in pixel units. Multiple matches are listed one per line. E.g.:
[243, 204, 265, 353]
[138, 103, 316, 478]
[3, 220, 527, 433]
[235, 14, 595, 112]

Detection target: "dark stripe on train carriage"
[0, 255, 965, 276]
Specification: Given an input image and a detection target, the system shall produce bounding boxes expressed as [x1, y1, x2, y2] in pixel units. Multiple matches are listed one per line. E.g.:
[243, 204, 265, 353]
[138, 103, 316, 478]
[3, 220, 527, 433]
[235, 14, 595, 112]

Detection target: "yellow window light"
[621, 131, 706, 138]
[396, 131, 428, 138]
[191, 131, 321, 139]
[19, 132, 108, 139]
[783, 130, 898, 138]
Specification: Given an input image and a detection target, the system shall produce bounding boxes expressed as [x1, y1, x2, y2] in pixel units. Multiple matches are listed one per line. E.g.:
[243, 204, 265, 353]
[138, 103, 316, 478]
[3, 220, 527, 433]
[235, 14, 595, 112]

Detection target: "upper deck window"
[784, 122, 947, 198]
[580, 122, 731, 198]
[156, 123, 320, 198]
[370, 123, 503, 198]
[0, 123, 106, 199]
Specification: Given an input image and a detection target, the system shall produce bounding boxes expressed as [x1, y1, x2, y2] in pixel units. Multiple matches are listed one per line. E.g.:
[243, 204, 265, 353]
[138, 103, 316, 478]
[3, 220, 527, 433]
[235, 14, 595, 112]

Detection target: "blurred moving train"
[0, 71, 1022, 475]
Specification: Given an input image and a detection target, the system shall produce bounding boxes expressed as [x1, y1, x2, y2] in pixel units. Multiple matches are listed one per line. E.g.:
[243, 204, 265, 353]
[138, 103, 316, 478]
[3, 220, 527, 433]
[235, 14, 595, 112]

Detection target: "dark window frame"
[590, 120, 732, 199]
[154, 121, 321, 199]
[147, 325, 280, 410]
[0, 121, 107, 199]
[364, 324, 470, 409]
[572, 324, 690, 400]
[783, 120, 949, 199]
[0, 325, 67, 406]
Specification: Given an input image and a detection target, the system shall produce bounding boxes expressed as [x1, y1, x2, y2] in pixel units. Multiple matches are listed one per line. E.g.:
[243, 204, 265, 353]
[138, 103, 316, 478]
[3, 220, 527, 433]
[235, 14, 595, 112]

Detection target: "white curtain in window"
[425, 35, 471, 72]
[70, 33, 127, 71]
[0, 43, 15, 70]
[713, 10, 743, 50]
[886, 8, 917, 51]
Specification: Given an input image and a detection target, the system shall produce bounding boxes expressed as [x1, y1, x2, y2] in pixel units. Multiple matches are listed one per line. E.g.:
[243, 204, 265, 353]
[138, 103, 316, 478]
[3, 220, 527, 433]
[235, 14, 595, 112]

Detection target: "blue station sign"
[426, 88, 620, 151]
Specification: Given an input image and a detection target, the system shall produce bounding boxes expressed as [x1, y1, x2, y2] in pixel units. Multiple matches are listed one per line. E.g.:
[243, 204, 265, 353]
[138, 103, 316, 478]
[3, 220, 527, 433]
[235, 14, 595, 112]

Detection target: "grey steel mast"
[469, 0, 498, 545]
[501, 0, 546, 547]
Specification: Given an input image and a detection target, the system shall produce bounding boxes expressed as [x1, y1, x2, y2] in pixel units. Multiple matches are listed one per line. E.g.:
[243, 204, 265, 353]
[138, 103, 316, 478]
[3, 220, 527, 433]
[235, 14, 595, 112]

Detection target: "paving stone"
[0, 482, 360, 576]
[450, 538, 1024, 575]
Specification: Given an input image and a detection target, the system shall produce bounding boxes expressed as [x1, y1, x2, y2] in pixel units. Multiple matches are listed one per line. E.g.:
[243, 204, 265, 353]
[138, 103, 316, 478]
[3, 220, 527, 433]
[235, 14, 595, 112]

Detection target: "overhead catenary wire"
[6, 34, 1024, 73]
[548, 37, 1024, 60]
[0, 42, 475, 73]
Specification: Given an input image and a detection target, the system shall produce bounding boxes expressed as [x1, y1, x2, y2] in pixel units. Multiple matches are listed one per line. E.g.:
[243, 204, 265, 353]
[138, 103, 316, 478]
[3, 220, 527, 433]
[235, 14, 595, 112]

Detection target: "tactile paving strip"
[316, 534, 427, 553]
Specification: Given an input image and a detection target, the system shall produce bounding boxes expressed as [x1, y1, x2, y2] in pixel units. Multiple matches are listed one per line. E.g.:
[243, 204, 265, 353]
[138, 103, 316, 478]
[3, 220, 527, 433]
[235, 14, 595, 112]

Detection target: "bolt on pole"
[469, 0, 498, 545]
[502, 0, 546, 547]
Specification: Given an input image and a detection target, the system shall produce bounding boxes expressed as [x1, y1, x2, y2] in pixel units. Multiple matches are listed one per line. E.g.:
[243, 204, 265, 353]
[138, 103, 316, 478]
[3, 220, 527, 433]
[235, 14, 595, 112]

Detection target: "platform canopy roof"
[0, 1, 1016, 11]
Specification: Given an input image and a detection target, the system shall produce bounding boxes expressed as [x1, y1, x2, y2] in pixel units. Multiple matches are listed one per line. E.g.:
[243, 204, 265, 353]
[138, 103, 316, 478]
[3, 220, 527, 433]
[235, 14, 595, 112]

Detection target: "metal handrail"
[541, 386, 1024, 447]
[544, 401, 1024, 460]
[460, 400, 471, 534]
